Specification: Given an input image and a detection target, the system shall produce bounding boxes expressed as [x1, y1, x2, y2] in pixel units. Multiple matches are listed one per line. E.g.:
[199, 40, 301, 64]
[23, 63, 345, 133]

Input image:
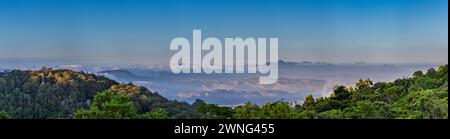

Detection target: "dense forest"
[0, 68, 196, 119]
[0, 65, 448, 119]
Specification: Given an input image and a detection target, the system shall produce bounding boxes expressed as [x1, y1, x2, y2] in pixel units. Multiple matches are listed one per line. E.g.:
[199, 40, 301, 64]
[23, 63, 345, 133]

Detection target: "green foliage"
[0, 68, 117, 118]
[315, 99, 345, 113]
[259, 102, 297, 119]
[109, 84, 196, 119]
[0, 111, 12, 119]
[75, 90, 137, 119]
[0, 68, 195, 119]
[316, 109, 344, 119]
[75, 90, 174, 119]
[304, 65, 448, 119]
[415, 76, 442, 89]
[355, 79, 374, 90]
[391, 89, 448, 119]
[233, 101, 298, 119]
[341, 101, 391, 119]
[139, 108, 172, 119]
[331, 86, 350, 101]
[233, 102, 261, 119]
[194, 101, 234, 119]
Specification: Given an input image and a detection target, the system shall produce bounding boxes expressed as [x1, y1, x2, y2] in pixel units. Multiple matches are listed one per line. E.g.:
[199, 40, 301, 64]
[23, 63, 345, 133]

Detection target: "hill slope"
[0, 67, 195, 119]
[230, 65, 448, 119]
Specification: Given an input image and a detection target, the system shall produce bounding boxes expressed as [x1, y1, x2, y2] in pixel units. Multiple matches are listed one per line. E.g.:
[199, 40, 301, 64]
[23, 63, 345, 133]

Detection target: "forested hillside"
[0, 65, 448, 119]
[0, 68, 195, 119]
[229, 65, 448, 119]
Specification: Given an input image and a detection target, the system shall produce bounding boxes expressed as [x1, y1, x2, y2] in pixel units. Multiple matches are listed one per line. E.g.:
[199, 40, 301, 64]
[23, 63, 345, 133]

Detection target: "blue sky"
[0, 0, 448, 65]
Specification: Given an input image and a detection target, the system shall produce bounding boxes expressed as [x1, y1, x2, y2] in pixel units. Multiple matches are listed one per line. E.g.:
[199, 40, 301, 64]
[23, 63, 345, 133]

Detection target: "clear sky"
[0, 0, 448, 65]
